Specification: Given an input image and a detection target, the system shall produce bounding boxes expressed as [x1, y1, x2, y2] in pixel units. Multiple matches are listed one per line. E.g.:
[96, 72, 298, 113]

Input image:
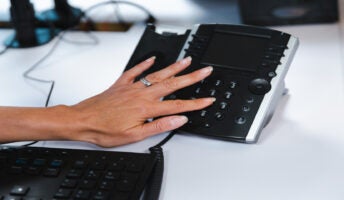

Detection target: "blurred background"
[0, 0, 341, 32]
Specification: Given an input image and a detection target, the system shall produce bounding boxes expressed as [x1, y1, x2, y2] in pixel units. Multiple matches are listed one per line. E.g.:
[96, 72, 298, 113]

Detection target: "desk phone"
[125, 24, 299, 143]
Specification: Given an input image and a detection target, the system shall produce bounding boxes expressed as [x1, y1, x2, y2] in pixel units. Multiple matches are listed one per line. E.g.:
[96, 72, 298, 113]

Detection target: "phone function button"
[195, 87, 201, 94]
[268, 72, 277, 77]
[204, 122, 211, 128]
[248, 78, 271, 95]
[242, 105, 250, 112]
[235, 116, 246, 125]
[168, 94, 177, 100]
[229, 81, 237, 89]
[200, 79, 207, 85]
[219, 102, 228, 110]
[215, 112, 225, 121]
[246, 97, 254, 104]
[209, 89, 216, 96]
[200, 110, 207, 118]
[224, 91, 233, 99]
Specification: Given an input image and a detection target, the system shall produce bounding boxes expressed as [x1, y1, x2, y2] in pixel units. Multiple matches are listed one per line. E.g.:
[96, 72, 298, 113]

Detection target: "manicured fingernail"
[172, 116, 188, 126]
[145, 56, 156, 62]
[201, 66, 213, 74]
[180, 56, 192, 65]
[209, 97, 216, 103]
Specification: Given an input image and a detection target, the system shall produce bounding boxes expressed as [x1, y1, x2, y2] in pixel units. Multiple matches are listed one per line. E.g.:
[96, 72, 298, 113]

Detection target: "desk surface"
[1, 23, 344, 200]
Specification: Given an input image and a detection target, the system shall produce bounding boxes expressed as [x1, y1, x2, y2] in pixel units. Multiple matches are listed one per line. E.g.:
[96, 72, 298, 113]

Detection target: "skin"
[0, 56, 215, 147]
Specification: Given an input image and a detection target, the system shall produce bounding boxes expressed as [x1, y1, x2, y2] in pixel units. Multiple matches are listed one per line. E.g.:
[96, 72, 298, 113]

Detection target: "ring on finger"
[140, 76, 152, 87]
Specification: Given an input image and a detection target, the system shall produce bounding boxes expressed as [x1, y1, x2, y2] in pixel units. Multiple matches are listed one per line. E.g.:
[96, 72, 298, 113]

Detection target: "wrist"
[0, 105, 82, 143]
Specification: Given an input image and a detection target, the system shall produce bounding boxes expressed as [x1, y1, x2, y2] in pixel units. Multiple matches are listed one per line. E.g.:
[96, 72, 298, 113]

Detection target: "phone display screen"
[201, 31, 269, 72]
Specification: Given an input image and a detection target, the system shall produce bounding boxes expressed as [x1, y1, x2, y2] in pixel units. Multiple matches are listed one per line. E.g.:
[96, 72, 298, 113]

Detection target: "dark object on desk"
[125, 24, 299, 143]
[238, 0, 339, 26]
[40, 0, 82, 30]
[4, 0, 54, 48]
[0, 146, 157, 200]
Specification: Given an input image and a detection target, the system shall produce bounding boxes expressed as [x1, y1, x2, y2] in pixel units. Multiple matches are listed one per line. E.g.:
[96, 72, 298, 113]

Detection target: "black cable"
[151, 131, 176, 149]
[0, 38, 15, 56]
[60, 30, 99, 45]
[81, 0, 156, 24]
[0, 45, 10, 55]
[144, 131, 176, 200]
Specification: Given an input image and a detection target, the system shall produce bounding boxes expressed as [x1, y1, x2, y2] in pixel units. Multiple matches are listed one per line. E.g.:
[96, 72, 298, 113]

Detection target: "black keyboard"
[0, 146, 157, 200]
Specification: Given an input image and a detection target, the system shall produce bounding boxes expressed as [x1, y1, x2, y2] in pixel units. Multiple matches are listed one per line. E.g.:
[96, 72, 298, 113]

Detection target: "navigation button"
[249, 78, 271, 95]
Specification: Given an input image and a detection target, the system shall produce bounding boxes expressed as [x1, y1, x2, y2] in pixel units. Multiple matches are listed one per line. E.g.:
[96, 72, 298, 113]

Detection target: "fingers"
[133, 56, 192, 88]
[147, 66, 213, 98]
[146, 56, 192, 83]
[116, 56, 156, 85]
[146, 98, 216, 118]
[133, 115, 189, 139]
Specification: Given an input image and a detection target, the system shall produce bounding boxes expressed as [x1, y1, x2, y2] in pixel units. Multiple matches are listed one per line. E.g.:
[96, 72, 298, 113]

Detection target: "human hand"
[69, 56, 215, 147]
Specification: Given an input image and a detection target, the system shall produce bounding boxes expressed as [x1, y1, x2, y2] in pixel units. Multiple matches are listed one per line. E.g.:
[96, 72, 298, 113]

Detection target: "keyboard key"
[50, 160, 63, 168]
[15, 158, 29, 166]
[60, 179, 77, 189]
[10, 186, 30, 196]
[32, 159, 46, 167]
[93, 191, 109, 200]
[54, 188, 72, 199]
[43, 168, 60, 177]
[25, 166, 41, 175]
[90, 161, 106, 170]
[99, 181, 115, 190]
[79, 180, 96, 189]
[2, 196, 21, 200]
[66, 169, 83, 179]
[103, 171, 120, 181]
[108, 161, 124, 171]
[85, 170, 102, 180]
[127, 161, 144, 172]
[74, 190, 91, 200]
[117, 173, 138, 192]
[73, 160, 87, 169]
[9, 166, 23, 174]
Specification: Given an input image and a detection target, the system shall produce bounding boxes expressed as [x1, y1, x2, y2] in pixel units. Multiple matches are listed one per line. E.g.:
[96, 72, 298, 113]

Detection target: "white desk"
[1, 23, 344, 200]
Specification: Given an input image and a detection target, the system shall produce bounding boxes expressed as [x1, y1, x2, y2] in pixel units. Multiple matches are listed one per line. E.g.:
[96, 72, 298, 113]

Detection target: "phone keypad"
[166, 76, 251, 130]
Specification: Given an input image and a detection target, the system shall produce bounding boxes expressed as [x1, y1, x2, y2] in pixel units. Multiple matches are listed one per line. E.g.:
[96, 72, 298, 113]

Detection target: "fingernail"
[180, 56, 192, 65]
[209, 97, 216, 103]
[145, 56, 156, 62]
[172, 116, 188, 126]
[201, 66, 213, 74]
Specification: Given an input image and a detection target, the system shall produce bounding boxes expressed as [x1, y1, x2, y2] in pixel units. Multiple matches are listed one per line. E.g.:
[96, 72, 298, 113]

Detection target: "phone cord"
[143, 131, 176, 200]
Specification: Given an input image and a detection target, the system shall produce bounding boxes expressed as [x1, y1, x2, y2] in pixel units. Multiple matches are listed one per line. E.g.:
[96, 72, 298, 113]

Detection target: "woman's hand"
[70, 56, 215, 147]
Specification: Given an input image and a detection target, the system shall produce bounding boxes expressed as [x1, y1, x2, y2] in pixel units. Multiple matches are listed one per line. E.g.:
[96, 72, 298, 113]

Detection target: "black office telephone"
[125, 24, 299, 143]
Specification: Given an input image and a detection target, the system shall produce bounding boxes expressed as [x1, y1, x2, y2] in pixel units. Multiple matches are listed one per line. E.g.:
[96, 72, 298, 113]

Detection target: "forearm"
[0, 105, 79, 143]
